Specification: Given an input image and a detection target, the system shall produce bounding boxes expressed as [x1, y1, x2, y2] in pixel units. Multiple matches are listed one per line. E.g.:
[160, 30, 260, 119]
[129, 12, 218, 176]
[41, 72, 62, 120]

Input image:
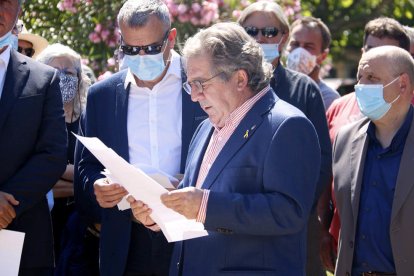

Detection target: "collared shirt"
[352, 106, 413, 276]
[126, 49, 182, 178]
[0, 46, 11, 100]
[196, 85, 270, 223]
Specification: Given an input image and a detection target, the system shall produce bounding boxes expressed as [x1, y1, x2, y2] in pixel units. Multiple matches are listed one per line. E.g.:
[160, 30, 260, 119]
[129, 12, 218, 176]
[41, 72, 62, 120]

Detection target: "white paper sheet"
[0, 229, 25, 276]
[75, 134, 208, 242]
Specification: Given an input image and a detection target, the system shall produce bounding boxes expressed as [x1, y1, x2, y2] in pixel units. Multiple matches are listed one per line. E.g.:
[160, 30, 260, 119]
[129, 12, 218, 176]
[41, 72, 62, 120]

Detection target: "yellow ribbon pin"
[244, 130, 249, 139]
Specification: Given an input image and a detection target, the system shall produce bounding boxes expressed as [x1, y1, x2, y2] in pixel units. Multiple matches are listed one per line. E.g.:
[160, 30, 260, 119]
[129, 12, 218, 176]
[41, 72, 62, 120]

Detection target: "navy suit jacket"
[271, 64, 332, 202]
[170, 90, 321, 276]
[0, 50, 67, 268]
[76, 69, 206, 276]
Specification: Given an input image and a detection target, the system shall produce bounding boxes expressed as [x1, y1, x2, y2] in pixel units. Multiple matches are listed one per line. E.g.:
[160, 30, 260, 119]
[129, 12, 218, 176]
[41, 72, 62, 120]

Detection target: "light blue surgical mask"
[123, 50, 167, 81]
[260, 43, 279, 63]
[355, 76, 400, 121]
[260, 35, 284, 63]
[11, 35, 18, 50]
[0, 31, 14, 49]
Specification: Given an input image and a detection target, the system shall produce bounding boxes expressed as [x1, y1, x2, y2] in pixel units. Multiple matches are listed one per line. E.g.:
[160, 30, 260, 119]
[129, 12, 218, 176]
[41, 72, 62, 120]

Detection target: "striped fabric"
[195, 85, 270, 223]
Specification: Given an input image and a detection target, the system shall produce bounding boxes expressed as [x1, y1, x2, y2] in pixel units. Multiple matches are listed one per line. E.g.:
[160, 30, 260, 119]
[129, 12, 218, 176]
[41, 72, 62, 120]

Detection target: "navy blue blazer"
[76, 69, 206, 276]
[271, 63, 332, 202]
[0, 51, 67, 269]
[170, 89, 321, 276]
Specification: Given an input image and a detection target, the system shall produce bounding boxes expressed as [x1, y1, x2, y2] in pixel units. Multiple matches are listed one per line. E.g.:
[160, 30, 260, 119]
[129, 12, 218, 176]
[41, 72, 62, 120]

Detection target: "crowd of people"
[1, 0, 414, 276]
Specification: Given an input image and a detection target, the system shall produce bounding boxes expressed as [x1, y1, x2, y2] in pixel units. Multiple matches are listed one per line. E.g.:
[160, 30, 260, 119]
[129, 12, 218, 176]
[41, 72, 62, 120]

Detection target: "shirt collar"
[213, 85, 270, 130]
[124, 49, 181, 89]
[367, 105, 413, 152]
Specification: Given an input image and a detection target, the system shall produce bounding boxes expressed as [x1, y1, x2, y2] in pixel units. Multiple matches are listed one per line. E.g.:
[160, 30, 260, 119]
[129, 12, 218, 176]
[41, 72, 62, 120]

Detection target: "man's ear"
[398, 73, 410, 96]
[317, 49, 329, 64]
[167, 28, 177, 50]
[236, 69, 249, 91]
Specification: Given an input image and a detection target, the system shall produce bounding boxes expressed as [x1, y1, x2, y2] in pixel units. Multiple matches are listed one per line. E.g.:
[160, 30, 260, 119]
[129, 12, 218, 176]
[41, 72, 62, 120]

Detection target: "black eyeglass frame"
[244, 26, 280, 38]
[183, 72, 224, 95]
[120, 30, 170, 56]
[18, 46, 35, 57]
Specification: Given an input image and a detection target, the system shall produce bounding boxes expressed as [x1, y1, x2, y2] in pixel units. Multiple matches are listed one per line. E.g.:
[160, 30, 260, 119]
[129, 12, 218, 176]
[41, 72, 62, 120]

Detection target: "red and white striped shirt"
[196, 85, 270, 223]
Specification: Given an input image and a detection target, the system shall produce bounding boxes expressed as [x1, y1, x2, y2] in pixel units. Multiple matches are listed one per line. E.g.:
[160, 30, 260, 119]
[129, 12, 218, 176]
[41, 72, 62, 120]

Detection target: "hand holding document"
[75, 134, 208, 242]
[0, 229, 25, 276]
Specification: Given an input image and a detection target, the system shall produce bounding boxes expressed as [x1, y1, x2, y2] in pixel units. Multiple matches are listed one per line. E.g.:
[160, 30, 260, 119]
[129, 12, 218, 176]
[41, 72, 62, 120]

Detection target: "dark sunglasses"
[18, 47, 35, 57]
[244, 26, 279, 38]
[120, 31, 169, 56]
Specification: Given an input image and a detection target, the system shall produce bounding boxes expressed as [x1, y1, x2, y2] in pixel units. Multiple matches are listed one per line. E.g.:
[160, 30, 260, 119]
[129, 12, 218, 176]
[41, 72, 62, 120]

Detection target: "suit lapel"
[350, 121, 369, 229]
[201, 91, 276, 190]
[0, 51, 29, 132]
[391, 117, 414, 222]
[114, 73, 130, 162]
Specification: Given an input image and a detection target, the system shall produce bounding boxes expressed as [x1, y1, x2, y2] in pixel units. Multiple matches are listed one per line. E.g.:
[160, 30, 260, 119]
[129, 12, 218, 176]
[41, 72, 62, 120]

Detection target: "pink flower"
[107, 57, 116, 67]
[191, 3, 201, 13]
[101, 29, 110, 41]
[177, 4, 188, 15]
[88, 32, 101, 44]
[98, 71, 113, 81]
[232, 10, 242, 19]
[94, 23, 102, 33]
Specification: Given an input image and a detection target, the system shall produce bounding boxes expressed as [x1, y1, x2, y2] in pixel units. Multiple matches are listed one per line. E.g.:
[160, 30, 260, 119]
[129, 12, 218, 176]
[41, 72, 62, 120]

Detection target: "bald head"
[362, 45, 414, 85]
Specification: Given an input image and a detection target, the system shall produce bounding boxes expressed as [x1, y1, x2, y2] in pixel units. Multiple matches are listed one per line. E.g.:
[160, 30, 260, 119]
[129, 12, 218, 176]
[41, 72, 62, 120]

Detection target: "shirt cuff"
[196, 189, 210, 224]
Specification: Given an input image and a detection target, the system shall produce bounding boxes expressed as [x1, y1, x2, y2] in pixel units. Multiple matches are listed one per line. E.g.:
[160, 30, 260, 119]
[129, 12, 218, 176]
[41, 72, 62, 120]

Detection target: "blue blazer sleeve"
[205, 115, 321, 235]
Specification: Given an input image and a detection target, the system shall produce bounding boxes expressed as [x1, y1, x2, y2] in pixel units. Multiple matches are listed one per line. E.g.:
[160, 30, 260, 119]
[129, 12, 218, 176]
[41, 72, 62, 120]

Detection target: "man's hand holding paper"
[94, 178, 128, 208]
[161, 187, 204, 220]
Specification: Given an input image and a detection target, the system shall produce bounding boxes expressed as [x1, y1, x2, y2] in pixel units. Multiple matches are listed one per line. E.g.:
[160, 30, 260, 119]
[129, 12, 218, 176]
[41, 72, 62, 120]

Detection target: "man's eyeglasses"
[244, 26, 280, 38]
[120, 31, 169, 56]
[183, 72, 223, 95]
[18, 47, 35, 57]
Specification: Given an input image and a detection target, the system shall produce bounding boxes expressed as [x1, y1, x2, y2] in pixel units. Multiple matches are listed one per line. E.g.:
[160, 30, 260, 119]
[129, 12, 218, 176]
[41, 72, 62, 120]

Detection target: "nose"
[255, 33, 266, 43]
[190, 90, 202, 103]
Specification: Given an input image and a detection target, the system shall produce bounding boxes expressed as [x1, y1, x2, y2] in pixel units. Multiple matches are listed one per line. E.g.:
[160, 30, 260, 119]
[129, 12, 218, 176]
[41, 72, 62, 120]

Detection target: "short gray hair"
[182, 22, 273, 93]
[238, 1, 289, 36]
[117, 0, 170, 31]
[36, 43, 90, 117]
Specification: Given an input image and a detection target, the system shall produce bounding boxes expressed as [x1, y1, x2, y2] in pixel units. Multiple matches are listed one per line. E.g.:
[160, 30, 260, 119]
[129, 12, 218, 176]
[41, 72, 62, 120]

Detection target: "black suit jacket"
[0, 50, 67, 268]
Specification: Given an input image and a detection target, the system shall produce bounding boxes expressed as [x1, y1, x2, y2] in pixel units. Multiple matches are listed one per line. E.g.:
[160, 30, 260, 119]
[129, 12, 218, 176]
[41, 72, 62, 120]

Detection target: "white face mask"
[286, 47, 317, 75]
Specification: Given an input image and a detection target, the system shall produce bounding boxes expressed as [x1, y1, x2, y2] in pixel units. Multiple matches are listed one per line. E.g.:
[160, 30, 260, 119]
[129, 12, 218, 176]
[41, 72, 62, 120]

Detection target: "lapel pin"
[244, 130, 249, 139]
[251, 125, 256, 130]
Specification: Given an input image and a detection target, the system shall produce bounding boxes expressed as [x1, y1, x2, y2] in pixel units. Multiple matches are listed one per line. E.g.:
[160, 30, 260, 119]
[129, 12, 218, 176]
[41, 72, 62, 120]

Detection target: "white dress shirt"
[126, 50, 183, 178]
[0, 46, 11, 100]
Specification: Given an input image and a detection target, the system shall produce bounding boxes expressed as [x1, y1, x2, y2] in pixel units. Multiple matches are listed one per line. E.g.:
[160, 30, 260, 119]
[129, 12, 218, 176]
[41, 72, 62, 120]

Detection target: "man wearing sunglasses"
[76, 1, 206, 275]
[0, 0, 67, 275]
[238, 2, 332, 276]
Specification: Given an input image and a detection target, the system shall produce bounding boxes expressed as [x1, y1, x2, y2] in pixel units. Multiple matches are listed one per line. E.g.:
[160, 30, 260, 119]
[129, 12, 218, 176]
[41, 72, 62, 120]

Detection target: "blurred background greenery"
[21, 0, 414, 80]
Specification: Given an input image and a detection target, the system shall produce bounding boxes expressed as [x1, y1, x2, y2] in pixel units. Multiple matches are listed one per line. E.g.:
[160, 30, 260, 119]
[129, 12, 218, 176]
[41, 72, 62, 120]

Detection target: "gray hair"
[238, 1, 290, 36]
[182, 22, 273, 93]
[117, 0, 170, 31]
[36, 43, 90, 117]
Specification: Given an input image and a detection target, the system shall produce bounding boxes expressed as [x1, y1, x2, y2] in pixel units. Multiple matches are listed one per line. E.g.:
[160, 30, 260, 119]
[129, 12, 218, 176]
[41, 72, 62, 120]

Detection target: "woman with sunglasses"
[239, 3, 333, 276]
[36, 44, 96, 274]
[16, 20, 49, 58]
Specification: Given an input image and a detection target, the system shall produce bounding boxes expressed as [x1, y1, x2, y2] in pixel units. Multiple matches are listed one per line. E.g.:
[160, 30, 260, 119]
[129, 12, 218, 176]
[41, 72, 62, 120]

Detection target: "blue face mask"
[0, 31, 14, 49]
[260, 43, 279, 63]
[11, 35, 18, 50]
[123, 50, 167, 81]
[260, 35, 284, 63]
[355, 76, 400, 121]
